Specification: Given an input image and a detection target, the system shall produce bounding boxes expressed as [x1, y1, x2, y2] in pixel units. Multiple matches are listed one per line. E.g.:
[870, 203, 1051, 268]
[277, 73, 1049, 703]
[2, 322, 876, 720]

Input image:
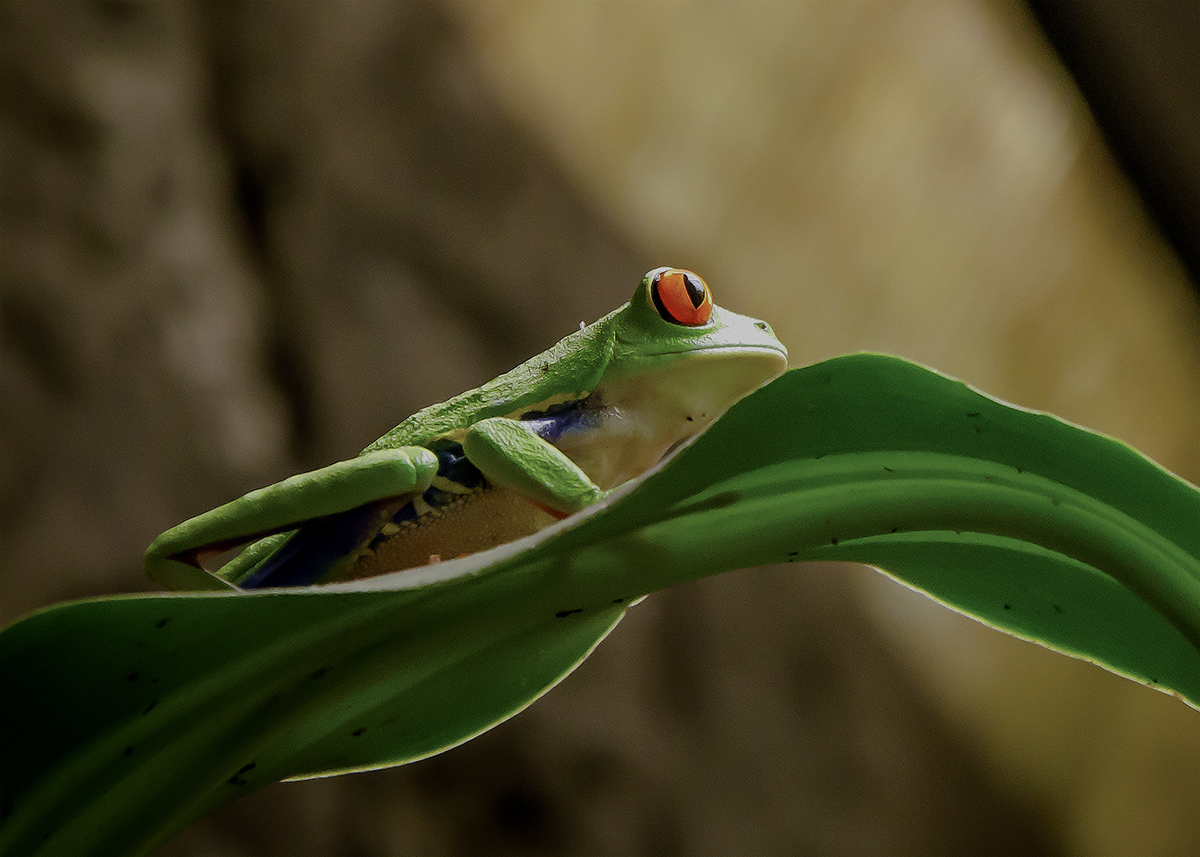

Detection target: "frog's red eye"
[650, 268, 713, 326]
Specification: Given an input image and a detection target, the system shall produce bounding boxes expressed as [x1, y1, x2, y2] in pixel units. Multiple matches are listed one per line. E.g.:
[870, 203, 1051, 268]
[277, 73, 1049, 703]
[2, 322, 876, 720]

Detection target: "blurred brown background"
[2, 2, 1199, 855]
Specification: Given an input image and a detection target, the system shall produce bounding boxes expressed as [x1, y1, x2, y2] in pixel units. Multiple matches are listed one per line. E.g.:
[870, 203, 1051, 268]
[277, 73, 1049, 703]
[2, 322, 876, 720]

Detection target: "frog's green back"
[361, 266, 788, 456]
[362, 306, 624, 453]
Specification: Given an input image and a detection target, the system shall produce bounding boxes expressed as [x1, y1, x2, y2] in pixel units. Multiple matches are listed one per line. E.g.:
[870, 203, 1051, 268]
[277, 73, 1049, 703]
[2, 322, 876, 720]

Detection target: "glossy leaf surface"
[4, 354, 1200, 856]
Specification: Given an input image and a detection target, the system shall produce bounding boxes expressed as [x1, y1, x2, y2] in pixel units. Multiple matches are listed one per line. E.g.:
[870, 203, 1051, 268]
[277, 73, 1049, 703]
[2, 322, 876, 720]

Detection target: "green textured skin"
[361, 273, 783, 453]
[462, 416, 603, 514]
[143, 270, 787, 591]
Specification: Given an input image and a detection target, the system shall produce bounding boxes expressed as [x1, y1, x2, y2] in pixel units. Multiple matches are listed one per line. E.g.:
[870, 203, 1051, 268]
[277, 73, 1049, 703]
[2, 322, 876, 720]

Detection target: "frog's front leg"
[145, 448, 439, 591]
[463, 417, 604, 518]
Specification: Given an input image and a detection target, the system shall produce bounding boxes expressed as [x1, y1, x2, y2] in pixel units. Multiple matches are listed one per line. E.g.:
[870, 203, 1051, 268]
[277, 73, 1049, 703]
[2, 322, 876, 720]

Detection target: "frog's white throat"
[555, 346, 786, 490]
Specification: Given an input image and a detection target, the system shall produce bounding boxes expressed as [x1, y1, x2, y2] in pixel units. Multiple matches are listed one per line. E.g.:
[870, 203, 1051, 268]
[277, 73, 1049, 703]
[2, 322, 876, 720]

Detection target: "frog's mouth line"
[655, 343, 788, 358]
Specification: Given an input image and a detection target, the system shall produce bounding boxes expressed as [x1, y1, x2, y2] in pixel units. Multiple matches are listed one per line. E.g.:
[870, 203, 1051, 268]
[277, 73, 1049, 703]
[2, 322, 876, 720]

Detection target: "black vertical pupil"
[683, 274, 706, 308]
[650, 276, 670, 320]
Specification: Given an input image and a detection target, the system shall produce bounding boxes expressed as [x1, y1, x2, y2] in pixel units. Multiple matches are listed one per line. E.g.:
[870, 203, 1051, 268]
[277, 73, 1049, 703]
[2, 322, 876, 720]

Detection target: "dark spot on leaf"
[830, 536, 839, 546]
[155, 618, 170, 629]
[883, 466, 895, 473]
[1150, 677, 1159, 684]
[685, 416, 693, 422]
[890, 528, 898, 533]
[126, 672, 139, 682]
[226, 764, 256, 786]
[1003, 604, 1012, 610]
[143, 701, 157, 715]
[611, 597, 625, 604]
[352, 728, 366, 737]
[966, 412, 980, 418]
[124, 746, 134, 756]
[555, 608, 583, 619]
[787, 550, 799, 556]
[0, 799, 11, 820]
[1051, 497, 1061, 506]
[311, 668, 328, 680]
[1052, 603, 1063, 613]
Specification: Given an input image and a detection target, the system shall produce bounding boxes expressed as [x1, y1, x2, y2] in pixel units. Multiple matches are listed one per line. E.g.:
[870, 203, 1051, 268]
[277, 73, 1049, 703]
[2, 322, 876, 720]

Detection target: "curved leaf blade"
[4, 353, 1200, 855]
[0, 588, 623, 857]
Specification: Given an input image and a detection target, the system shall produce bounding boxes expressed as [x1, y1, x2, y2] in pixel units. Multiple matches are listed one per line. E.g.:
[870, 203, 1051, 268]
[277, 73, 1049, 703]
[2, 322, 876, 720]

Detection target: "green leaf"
[4, 354, 1200, 856]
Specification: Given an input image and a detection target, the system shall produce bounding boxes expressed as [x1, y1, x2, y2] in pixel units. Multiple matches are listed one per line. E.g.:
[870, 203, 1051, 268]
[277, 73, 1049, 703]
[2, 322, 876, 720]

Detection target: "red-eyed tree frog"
[145, 268, 788, 591]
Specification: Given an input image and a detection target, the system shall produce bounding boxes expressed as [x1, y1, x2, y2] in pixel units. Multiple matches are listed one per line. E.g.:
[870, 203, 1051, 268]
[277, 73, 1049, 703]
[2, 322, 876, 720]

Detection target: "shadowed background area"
[1, 2, 1198, 855]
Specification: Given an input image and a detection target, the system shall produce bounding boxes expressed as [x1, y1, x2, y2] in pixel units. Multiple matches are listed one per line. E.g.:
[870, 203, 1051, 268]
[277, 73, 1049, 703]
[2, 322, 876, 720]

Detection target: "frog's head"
[607, 266, 788, 397]
[564, 267, 789, 487]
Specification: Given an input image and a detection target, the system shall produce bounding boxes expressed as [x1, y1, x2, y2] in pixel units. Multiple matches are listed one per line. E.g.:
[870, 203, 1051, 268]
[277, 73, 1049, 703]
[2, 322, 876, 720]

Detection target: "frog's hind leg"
[232, 499, 407, 589]
[145, 447, 438, 591]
